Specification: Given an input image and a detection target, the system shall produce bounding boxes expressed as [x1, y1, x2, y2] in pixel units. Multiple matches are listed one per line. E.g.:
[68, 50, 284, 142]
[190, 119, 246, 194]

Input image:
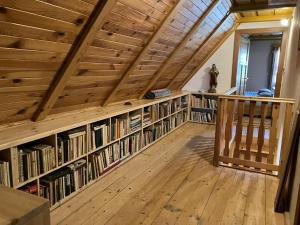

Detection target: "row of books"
[0, 160, 10, 187]
[91, 121, 110, 150]
[40, 159, 87, 206]
[191, 111, 216, 123]
[88, 132, 141, 182]
[191, 95, 217, 109]
[19, 183, 39, 195]
[88, 142, 120, 181]
[159, 102, 171, 118]
[143, 105, 159, 126]
[181, 96, 189, 108]
[143, 129, 153, 147]
[111, 115, 130, 140]
[130, 114, 142, 132]
[57, 127, 87, 165]
[143, 111, 187, 147]
[16, 144, 56, 184]
[120, 132, 141, 158]
[171, 98, 181, 114]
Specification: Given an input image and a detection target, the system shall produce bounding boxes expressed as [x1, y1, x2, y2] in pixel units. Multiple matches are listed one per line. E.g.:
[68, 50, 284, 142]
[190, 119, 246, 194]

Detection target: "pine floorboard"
[51, 123, 285, 225]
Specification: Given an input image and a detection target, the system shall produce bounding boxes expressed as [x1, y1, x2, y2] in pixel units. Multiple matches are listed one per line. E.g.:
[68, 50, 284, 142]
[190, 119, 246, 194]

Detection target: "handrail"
[214, 95, 295, 175]
[219, 94, 296, 104]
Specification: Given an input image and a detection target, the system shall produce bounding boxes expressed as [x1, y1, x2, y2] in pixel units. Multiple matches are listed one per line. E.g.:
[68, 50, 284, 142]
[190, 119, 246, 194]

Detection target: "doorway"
[231, 28, 288, 97]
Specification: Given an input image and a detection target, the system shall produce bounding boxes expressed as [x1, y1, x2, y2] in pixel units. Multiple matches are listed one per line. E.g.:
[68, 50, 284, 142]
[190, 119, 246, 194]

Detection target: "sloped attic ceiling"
[0, 0, 238, 124]
[0, 0, 296, 125]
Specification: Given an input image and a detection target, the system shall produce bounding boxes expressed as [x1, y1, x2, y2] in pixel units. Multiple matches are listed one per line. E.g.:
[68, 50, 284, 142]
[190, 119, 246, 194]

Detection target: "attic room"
[0, 0, 299, 224]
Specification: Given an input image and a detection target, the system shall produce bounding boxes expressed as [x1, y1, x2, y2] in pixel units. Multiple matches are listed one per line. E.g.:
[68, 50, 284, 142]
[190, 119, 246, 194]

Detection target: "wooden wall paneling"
[32, 0, 118, 121]
[85, 46, 136, 59]
[0, 0, 88, 25]
[38, 0, 96, 15]
[0, 47, 66, 62]
[167, 11, 231, 89]
[164, 12, 238, 90]
[54, 0, 180, 111]
[0, 35, 71, 53]
[0, 7, 81, 34]
[138, 0, 220, 99]
[101, 0, 183, 106]
[178, 20, 239, 89]
[0, 21, 76, 44]
[118, 0, 169, 21]
[100, 21, 151, 40]
[112, 2, 160, 27]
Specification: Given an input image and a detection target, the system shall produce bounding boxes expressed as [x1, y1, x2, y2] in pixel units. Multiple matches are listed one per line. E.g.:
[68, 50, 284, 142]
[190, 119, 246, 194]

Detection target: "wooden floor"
[51, 123, 285, 225]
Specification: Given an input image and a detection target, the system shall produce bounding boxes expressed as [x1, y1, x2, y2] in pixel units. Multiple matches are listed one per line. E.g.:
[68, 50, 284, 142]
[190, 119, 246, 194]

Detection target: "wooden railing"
[214, 95, 295, 175]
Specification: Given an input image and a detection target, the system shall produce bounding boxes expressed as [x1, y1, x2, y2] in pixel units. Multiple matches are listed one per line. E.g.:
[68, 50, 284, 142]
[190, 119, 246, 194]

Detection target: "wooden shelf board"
[49, 121, 188, 211]
[0, 92, 188, 151]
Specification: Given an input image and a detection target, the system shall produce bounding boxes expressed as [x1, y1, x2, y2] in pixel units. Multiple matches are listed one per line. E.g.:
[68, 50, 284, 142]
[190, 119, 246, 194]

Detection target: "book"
[143, 129, 153, 147]
[57, 127, 87, 164]
[40, 159, 87, 206]
[191, 111, 216, 123]
[111, 115, 129, 140]
[191, 95, 217, 109]
[159, 101, 171, 119]
[129, 114, 142, 132]
[91, 121, 110, 150]
[0, 160, 11, 187]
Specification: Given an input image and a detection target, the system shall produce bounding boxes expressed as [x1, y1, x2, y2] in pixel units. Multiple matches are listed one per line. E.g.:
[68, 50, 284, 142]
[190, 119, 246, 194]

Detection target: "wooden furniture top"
[0, 185, 49, 225]
[0, 91, 189, 151]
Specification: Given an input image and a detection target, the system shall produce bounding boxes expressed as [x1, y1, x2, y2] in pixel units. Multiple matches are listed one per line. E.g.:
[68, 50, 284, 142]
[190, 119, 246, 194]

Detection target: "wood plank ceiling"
[0, 0, 295, 124]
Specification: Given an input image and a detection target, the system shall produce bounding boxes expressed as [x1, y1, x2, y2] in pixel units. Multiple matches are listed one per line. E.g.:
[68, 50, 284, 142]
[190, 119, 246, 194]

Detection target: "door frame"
[231, 27, 289, 97]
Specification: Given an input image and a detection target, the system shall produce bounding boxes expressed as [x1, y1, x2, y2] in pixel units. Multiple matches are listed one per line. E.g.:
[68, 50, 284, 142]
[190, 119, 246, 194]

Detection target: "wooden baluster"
[224, 100, 234, 157]
[256, 102, 268, 163]
[214, 98, 223, 166]
[279, 103, 294, 176]
[233, 100, 244, 158]
[220, 98, 228, 156]
[268, 103, 280, 164]
[245, 101, 256, 160]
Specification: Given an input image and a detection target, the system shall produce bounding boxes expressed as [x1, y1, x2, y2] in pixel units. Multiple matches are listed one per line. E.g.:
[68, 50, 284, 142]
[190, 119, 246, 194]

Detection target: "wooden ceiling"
[0, 0, 295, 125]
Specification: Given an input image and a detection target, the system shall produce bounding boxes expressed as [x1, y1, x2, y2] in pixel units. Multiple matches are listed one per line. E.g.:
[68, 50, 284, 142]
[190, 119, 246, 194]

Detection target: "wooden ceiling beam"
[231, 3, 296, 12]
[138, 0, 220, 100]
[101, 0, 184, 106]
[178, 22, 240, 90]
[167, 11, 231, 89]
[238, 14, 293, 23]
[32, 0, 117, 121]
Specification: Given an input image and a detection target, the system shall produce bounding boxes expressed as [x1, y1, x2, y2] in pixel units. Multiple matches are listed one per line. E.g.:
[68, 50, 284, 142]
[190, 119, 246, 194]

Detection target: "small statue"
[208, 64, 219, 93]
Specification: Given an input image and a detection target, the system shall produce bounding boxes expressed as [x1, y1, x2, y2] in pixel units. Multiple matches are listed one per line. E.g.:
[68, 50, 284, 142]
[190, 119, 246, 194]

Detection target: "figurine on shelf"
[208, 64, 219, 93]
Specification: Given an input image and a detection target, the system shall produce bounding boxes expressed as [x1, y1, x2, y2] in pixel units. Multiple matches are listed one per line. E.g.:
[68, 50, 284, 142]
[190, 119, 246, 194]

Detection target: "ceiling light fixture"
[281, 19, 289, 26]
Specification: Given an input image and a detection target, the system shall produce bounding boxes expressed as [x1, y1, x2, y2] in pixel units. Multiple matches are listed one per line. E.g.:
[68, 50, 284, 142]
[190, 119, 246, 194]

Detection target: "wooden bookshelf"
[0, 92, 189, 210]
[190, 92, 219, 125]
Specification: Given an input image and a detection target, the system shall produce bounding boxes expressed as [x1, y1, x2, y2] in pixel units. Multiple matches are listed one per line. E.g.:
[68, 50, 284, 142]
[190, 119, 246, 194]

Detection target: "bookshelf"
[0, 93, 189, 210]
[190, 93, 219, 125]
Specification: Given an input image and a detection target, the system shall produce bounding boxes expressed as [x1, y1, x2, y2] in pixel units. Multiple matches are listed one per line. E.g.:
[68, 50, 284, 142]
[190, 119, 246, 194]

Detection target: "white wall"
[183, 21, 288, 93]
[281, 2, 300, 223]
